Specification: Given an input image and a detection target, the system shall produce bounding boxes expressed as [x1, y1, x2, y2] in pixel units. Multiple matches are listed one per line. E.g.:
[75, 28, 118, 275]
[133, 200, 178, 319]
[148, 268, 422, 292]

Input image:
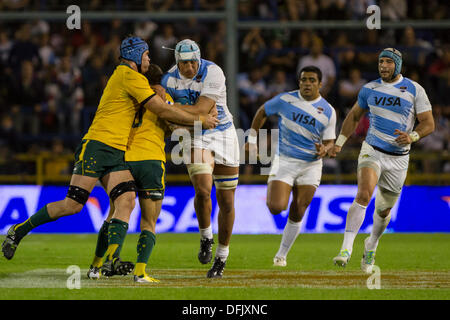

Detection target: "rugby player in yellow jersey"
[2, 37, 218, 270]
[87, 64, 175, 283]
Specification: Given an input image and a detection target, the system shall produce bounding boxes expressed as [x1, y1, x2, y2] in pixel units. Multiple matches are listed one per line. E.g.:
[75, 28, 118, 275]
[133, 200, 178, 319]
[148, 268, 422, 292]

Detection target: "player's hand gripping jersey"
[125, 93, 174, 162]
[264, 90, 336, 162]
[358, 75, 432, 155]
[83, 64, 156, 151]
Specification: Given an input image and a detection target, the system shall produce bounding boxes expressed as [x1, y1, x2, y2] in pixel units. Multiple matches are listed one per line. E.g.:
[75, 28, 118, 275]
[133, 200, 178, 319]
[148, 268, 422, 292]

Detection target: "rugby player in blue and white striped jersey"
[330, 48, 435, 273]
[161, 39, 240, 278]
[245, 66, 336, 267]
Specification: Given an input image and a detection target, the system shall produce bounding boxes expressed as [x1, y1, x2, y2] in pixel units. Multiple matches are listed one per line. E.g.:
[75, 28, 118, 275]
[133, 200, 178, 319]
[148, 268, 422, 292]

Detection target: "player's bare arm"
[173, 95, 217, 115]
[329, 102, 366, 157]
[315, 139, 334, 159]
[144, 94, 218, 129]
[394, 110, 435, 145]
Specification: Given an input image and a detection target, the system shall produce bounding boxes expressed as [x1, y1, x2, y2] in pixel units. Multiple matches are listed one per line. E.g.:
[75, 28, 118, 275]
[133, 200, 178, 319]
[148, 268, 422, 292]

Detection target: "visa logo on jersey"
[373, 96, 401, 106]
[292, 112, 316, 127]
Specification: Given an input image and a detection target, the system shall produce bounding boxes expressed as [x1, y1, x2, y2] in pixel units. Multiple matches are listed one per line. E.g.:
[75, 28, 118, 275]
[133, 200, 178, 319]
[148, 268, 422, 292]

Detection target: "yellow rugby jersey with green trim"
[125, 93, 174, 162]
[83, 64, 155, 151]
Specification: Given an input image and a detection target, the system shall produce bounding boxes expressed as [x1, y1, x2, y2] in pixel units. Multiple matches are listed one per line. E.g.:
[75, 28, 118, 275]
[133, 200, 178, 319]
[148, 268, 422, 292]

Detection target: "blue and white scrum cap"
[174, 39, 201, 65]
[379, 48, 402, 77]
[119, 36, 149, 67]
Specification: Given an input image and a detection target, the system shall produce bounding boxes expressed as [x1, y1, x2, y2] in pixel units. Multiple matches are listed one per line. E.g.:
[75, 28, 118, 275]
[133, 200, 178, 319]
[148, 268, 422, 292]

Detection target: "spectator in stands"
[238, 67, 268, 129]
[38, 32, 56, 67]
[8, 24, 41, 72]
[9, 60, 45, 135]
[240, 27, 266, 71]
[296, 35, 336, 98]
[428, 44, 450, 106]
[81, 55, 108, 107]
[417, 106, 450, 173]
[53, 56, 84, 134]
[264, 38, 296, 72]
[145, 0, 175, 11]
[0, 30, 12, 66]
[338, 67, 366, 111]
[134, 20, 158, 41]
[0, 0, 30, 10]
[152, 24, 178, 71]
[348, 0, 377, 20]
[286, 0, 319, 20]
[381, 0, 408, 21]
[400, 26, 433, 71]
[267, 69, 293, 98]
[199, 0, 225, 11]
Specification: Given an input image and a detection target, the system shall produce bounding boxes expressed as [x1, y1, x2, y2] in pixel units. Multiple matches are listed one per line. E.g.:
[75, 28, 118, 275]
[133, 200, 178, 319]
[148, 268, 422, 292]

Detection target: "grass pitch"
[0, 233, 449, 300]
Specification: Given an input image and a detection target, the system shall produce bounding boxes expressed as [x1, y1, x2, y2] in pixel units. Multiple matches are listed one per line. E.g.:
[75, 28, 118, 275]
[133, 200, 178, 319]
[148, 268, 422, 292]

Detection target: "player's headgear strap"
[175, 39, 201, 65]
[120, 37, 149, 70]
[379, 48, 402, 77]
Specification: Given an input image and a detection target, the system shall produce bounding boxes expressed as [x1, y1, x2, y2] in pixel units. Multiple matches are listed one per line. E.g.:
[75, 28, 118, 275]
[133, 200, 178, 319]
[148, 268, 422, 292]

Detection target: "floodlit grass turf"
[0, 233, 449, 300]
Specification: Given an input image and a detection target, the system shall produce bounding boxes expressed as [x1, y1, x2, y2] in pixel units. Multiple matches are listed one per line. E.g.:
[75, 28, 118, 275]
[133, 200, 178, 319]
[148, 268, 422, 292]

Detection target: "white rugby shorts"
[268, 154, 322, 187]
[358, 141, 409, 194]
[182, 126, 240, 167]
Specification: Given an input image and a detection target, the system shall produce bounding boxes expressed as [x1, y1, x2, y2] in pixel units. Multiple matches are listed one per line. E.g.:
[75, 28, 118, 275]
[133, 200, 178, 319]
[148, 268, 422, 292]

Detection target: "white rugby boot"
[333, 249, 351, 267]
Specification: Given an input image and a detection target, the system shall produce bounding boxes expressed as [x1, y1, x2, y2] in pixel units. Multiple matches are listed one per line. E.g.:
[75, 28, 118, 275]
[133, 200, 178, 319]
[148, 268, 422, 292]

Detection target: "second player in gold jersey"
[83, 64, 157, 151]
[125, 91, 173, 162]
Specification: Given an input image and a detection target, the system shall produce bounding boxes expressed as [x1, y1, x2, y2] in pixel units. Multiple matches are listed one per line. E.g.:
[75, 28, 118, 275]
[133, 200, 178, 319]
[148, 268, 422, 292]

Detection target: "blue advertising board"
[0, 185, 449, 234]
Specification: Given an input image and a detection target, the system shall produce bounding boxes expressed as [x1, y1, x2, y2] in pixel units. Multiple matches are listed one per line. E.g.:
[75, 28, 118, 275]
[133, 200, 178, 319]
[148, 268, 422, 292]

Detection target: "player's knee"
[117, 192, 136, 212]
[267, 201, 286, 215]
[195, 187, 211, 202]
[63, 200, 84, 216]
[377, 208, 391, 218]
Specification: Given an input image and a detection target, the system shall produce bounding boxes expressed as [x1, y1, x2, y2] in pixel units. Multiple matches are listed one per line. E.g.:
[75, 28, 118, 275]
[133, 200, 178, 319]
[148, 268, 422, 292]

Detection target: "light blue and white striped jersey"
[161, 59, 233, 134]
[358, 75, 432, 154]
[265, 90, 336, 162]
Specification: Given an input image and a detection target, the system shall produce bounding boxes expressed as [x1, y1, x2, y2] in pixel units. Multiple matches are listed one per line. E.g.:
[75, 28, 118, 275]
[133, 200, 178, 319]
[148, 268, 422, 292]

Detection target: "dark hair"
[298, 66, 322, 82]
[146, 64, 164, 85]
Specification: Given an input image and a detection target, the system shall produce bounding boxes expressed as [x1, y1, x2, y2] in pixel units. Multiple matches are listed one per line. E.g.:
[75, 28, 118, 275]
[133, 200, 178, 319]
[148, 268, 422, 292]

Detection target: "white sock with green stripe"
[341, 201, 367, 255]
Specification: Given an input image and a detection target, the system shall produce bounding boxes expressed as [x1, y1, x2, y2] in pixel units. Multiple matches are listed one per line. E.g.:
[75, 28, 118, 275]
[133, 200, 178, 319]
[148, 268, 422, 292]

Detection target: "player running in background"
[87, 64, 175, 283]
[161, 39, 240, 278]
[2, 37, 218, 272]
[245, 66, 336, 267]
[330, 48, 435, 273]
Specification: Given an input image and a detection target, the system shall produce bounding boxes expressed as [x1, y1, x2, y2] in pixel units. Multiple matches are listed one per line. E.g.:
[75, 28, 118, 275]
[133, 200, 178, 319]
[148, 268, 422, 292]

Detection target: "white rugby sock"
[341, 201, 367, 254]
[366, 212, 391, 251]
[199, 225, 213, 240]
[275, 219, 302, 259]
[215, 244, 229, 261]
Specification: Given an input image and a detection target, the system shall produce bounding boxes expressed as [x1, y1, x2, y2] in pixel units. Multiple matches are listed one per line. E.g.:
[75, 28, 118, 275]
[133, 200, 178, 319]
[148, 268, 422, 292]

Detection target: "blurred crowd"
[0, 0, 448, 20]
[0, 0, 449, 178]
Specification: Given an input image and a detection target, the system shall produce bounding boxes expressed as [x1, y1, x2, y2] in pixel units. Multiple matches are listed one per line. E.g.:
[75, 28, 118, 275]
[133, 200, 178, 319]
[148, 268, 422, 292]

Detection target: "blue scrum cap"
[119, 36, 149, 67]
[175, 39, 201, 64]
[379, 48, 402, 77]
